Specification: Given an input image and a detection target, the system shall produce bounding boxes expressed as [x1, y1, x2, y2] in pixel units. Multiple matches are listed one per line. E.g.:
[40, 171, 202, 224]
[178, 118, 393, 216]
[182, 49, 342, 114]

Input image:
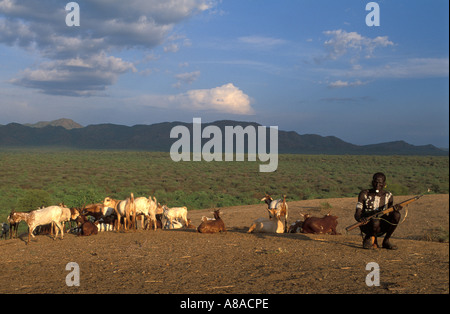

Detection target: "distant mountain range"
[0, 118, 447, 156]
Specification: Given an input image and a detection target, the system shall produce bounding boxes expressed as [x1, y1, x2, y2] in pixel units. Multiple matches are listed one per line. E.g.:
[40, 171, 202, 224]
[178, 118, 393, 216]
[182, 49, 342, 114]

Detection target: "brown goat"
[75, 216, 98, 236]
[197, 210, 226, 233]
[301, 214, 340, 235]
[80, 221, 98, 236]
[82, 203, 104, 221]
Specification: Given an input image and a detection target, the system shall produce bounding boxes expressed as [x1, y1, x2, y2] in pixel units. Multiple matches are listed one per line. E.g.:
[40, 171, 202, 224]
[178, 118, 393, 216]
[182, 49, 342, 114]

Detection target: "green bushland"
[0, 149, 448, 222]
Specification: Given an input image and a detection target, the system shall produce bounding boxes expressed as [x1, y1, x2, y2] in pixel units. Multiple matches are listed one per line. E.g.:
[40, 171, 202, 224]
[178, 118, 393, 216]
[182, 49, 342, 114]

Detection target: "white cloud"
[132, 83, 254, 115]
[173, 71, 201, 88]
[328, 80, 367, 88]
[182, 83, 254, 114]
[322, 29, 394, 61]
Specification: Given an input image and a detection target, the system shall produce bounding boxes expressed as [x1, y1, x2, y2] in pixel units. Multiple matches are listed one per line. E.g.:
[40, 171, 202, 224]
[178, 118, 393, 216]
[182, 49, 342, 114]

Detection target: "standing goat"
[7, 210, 23, 239]
[103, 193, 135, 231]
[261, 194, 289, 233]
[163, 205, 188, 229]
[134, 196, 157, 230]
[9, 206, 66, 244]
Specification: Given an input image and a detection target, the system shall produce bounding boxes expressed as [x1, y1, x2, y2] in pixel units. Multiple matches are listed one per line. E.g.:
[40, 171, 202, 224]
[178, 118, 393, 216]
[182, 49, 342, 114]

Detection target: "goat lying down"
[248, 209, 284, 234]
[197, 210, 226, 233]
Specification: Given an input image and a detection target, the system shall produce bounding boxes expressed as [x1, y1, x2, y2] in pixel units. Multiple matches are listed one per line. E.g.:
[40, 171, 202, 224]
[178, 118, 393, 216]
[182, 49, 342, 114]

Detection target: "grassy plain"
[0, 149, 448, 221]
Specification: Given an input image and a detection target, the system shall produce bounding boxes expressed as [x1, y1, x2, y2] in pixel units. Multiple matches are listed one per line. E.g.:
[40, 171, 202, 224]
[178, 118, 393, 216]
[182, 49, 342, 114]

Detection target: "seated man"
[354, 172, 402, 250]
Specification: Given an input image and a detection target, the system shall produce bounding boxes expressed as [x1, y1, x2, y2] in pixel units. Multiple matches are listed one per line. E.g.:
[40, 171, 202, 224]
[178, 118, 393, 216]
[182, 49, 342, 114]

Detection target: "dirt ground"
[0, 194, 448, 295]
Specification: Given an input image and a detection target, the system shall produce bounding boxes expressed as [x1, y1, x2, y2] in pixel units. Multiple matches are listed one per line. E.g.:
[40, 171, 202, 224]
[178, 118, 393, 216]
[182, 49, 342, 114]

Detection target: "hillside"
[0, 119, 447, 155]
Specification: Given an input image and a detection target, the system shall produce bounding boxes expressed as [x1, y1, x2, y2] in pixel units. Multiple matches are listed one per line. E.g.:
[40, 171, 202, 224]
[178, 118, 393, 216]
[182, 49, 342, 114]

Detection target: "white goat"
[163, 205, 188, 229]
[164, 219, 185, 229]
[103, 194, 135, 231]
[247, 209, 284, 234]
[134, 196, 157, 230]
[261, 194, 289, 233]
[12, 206, 66, 243]
[59, 207, 80, 232]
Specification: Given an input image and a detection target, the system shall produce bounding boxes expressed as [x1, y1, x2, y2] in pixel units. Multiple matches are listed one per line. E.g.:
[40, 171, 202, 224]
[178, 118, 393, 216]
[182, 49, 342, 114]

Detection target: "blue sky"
[0, 0, 448, 147]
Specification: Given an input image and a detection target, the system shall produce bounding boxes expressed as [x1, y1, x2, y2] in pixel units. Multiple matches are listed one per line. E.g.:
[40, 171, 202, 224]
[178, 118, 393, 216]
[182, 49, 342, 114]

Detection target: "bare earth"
[0, 194, 448, 295]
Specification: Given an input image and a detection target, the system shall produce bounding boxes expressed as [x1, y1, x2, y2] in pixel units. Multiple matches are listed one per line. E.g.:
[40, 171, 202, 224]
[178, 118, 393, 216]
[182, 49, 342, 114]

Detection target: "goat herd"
[1, 193, 340, 244]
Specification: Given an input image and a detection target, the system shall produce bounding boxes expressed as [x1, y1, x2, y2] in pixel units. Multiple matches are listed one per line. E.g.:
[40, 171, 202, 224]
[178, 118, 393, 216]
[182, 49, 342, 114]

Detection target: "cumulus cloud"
[321, 29, 394, 61]
[132, 83, 254, 115]
[182, 83, 254, 114]
[0, 0, 216, 95]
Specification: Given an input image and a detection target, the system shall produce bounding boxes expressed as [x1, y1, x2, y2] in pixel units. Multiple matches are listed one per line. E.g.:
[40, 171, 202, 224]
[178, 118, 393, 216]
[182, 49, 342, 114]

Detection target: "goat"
[71, 215, 99, 235]
[9, 206, 65, 243]
[134, 196, 157, 230]
[60, 207, 80, 232]
[82, 203, 106, 221]
[7, 210, 25, 239]
[103, 194, 135, 231]
[163, 205, 188, 229]
[95, 215, 116, 232]
[80, 221, 98, 236]
[261, 194, 289, 233]
[197, 210, 226, 233]
[185, 218, 196, 229]
[164, 219, 184, 229]
[248, 208, 284, 233]
[288, 219, 304, 233]
[301, 213, 340, 235]
[1, 223, 9, 240]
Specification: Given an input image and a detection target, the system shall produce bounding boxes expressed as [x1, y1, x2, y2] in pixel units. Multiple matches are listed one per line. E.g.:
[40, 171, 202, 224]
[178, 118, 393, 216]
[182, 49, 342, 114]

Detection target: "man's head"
[372, 172, 386, 193]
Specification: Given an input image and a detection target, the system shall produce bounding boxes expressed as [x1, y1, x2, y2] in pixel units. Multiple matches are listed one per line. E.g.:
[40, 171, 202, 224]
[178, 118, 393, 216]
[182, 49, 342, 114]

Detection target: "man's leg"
[381, 211, 401, 250]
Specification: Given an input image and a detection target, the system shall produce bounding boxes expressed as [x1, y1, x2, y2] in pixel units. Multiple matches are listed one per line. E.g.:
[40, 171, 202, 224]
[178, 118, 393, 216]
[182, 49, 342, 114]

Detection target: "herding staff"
[345, 194, 424, 232]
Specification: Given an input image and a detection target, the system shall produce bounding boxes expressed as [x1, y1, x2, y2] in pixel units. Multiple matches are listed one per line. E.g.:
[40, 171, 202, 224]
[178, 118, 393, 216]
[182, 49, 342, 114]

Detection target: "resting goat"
[197, 210, 226, 233]
[301, 213, 340, 235]
[248, 208, 284, 234]
[261, 194, 289, 233]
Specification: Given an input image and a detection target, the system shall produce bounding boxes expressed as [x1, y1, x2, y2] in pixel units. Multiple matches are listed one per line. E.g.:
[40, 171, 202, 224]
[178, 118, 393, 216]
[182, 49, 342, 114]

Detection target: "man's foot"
[363, 236, 378, 249]
[382, 239, 398, 250]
